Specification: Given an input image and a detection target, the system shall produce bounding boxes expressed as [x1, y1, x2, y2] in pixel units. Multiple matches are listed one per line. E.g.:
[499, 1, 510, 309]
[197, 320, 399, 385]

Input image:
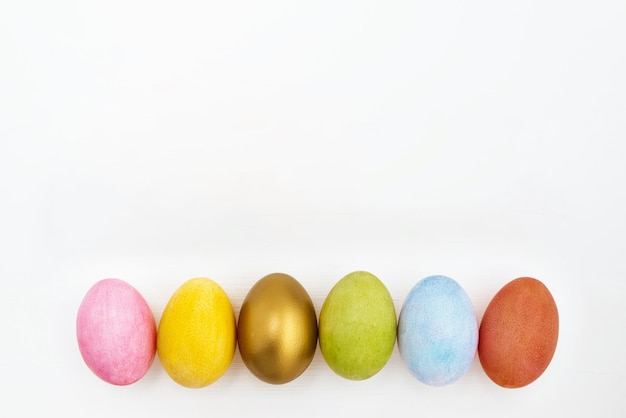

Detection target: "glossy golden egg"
[238, 273, 318, 384]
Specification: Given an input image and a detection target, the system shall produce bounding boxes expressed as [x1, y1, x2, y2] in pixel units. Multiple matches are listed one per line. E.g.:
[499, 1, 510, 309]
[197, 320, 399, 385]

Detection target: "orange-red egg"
[478, 277, 559, 388]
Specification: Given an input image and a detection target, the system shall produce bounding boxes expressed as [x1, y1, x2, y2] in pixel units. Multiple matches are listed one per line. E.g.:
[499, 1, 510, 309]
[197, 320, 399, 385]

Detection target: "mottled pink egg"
[76, 279, 156, 385]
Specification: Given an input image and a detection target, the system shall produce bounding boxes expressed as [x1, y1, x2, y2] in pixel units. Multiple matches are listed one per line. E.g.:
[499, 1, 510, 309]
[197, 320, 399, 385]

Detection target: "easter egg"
[238, 273, 317, 384]
[76, 278, 156, 385]
[157, 278, 236, 388]
[398, 275, 478, 386]
[319, 271, 396, 380]
[478, 277, 559, 388]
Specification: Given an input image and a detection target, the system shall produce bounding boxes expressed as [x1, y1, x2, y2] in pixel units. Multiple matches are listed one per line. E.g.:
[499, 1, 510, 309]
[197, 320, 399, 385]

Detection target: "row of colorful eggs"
[76, 272, 559, 389]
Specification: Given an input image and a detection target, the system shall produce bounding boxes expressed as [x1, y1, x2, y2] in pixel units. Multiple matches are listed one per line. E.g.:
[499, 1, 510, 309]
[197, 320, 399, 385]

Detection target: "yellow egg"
[238, 273, 317, 384]
[157, 278, 236, 388]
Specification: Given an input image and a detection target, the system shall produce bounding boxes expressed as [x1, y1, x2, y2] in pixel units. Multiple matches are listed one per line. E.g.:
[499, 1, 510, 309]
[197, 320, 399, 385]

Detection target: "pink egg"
[76, 279, 156, 385]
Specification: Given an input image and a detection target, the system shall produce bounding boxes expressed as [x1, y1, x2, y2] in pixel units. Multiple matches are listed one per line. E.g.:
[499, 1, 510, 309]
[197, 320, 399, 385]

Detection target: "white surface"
[1, 1, 625, 416]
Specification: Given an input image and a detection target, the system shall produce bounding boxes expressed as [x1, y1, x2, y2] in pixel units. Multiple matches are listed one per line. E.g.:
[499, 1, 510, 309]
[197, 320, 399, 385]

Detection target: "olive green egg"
[319, 271, 397, 380]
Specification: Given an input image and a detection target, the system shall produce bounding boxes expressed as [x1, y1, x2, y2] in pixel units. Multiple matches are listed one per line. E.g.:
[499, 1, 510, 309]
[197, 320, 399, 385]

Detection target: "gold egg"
[238, 273, 318, 384]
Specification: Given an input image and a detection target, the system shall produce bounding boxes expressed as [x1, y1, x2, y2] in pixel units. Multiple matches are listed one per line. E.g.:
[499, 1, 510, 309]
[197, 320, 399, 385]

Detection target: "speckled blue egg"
[398, 275, 478, 386]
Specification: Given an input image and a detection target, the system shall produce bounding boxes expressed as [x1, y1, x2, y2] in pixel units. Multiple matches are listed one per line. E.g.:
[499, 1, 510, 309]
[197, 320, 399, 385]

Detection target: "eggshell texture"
[157, 278, 236, 388]
[76, 278, 156, 385]
[238, 273, 318, 384]
[478, 277, 559, 388]
[398, 275, 478, 386]
[319, 271, 396, 380]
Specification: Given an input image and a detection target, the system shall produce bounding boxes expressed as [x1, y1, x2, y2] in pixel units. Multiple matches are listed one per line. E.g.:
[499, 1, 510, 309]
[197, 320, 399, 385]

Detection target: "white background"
[1, 1, 625, 416]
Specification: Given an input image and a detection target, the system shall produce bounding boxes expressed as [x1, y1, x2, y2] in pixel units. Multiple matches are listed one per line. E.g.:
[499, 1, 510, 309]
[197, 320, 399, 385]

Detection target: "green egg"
[319, 271, 397, 380]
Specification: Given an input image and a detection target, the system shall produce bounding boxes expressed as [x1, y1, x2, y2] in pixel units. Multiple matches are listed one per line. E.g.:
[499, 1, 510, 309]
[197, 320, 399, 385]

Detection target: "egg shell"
[478, 277, 559, 388]
[319, 271, 396, 380]
[76, 278, 156, 385]
[157, 278, 236, 388]
[398, 275, 478, 386]
[238, 273, 318, 384]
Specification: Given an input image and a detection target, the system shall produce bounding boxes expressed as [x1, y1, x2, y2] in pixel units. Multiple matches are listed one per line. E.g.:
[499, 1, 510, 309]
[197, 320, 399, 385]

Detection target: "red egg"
[478, 277, 559, 388]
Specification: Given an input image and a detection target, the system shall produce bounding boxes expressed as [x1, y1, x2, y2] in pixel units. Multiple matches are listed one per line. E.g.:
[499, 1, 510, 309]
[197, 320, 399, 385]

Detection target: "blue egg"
[398, 275, 478, 386]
